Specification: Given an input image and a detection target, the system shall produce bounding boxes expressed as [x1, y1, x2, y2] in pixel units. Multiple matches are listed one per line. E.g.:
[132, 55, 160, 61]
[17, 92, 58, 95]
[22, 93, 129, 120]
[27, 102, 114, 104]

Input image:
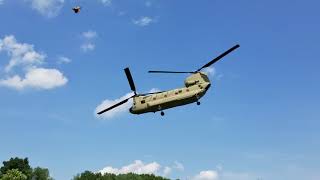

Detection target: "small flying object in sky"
[72, 6, 81, 13]
[97, 44, 240, 116]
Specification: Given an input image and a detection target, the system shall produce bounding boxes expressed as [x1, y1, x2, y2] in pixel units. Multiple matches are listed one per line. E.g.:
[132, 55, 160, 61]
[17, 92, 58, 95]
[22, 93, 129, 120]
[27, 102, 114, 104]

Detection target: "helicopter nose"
[129, 107, 133, 113]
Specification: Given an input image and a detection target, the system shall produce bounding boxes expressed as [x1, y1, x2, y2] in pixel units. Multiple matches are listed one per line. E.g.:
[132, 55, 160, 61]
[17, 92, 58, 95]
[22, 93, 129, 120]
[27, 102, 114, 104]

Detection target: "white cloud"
[193, 170, 219, 180]
[81, 43, 95, 52]
[0, 35, 68, 90]
[95, 92, 134, 119]
[0, 68, 67, 90]
[163, 167, 172, 176]
[100, 160, 161, 175]
[99, 0, 112, 6]
[133, 16, 154, 27]
[0, 35, 45, 72]
[26, 0, 64, 18]
[81, 31, 98, 52]
[57, 56, 71, 64]
[82, 31, 98, 40]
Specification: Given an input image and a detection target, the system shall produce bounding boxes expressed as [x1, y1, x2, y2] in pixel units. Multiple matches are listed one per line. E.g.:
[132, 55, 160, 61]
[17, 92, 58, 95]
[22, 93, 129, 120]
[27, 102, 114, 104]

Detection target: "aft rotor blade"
[196, 44, 240, 72]
[148, 71, 194, 74]
[97, 96, 133, 115]
[124, 68, 136, 93]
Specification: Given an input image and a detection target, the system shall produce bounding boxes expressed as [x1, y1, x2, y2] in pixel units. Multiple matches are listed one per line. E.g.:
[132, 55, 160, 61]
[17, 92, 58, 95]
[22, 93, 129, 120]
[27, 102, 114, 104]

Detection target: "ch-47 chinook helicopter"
[97, 44, 240, 116]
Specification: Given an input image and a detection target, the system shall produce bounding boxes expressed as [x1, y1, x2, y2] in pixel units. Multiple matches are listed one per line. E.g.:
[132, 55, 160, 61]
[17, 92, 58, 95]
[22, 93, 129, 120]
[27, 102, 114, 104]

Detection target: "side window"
[141, 100, 145, 104]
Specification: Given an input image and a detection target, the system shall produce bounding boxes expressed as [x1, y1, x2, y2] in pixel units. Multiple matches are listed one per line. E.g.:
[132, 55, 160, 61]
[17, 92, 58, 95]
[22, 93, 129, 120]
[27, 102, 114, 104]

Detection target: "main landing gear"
[158, 105, 165, 116]
[196, 94, 201, 106]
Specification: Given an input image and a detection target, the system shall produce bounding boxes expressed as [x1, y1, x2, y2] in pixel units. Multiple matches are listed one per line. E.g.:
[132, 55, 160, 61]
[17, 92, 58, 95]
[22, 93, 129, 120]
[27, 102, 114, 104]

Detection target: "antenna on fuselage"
[148, 44, 240, 74]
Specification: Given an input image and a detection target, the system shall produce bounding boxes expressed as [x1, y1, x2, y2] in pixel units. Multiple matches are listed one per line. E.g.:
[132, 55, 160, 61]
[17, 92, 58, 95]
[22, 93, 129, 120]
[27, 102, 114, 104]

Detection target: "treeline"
[0, 157, 173, 180]
[73, 171, 171, 180]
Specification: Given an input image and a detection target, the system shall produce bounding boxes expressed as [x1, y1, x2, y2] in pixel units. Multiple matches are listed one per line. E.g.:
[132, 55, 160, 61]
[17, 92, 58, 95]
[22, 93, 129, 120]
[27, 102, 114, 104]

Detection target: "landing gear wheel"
[197, 101, 201, 105]
[161, 111, 165, 116]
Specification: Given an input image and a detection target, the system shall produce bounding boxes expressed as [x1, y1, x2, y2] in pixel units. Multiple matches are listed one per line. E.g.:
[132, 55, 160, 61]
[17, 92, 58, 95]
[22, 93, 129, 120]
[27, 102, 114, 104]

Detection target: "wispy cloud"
[99, 0, 112, 6]
[57, 56, 71, 64]
[145, 1, 152, 7]
[81, 43, 95, 52]
[173, 161, 184, 171]
[82, 31, 98, 40]
[133, 16, 155, 27]
[201, 67, 216, 77]
[0, 35, 68, 90]
[81, 30, 98, 52]
[0, 35, 46, 72]
[26, 0, 65, 18]
[0, 0, 4, 5]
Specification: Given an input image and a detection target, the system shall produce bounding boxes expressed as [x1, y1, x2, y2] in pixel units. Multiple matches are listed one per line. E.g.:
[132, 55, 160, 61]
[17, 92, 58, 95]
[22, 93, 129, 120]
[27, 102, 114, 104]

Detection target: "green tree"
[32, 167, 53, 180]
[0, 158, 32, 179]
[1, 169, 27, 180]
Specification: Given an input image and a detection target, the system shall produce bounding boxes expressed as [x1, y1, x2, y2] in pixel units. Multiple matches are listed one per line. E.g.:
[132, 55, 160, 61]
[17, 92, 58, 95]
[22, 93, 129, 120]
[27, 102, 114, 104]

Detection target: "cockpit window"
[200, 74, 210, 82]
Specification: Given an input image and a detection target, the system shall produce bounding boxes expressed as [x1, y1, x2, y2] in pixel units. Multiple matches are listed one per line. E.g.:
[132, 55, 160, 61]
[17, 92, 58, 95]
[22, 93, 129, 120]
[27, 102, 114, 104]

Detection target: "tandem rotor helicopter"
[97, 44, 240, 116]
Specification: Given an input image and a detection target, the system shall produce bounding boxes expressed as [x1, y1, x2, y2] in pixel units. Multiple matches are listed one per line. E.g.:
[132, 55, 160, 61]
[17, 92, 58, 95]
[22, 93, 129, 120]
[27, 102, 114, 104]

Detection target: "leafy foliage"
[1, 169, 27, 180]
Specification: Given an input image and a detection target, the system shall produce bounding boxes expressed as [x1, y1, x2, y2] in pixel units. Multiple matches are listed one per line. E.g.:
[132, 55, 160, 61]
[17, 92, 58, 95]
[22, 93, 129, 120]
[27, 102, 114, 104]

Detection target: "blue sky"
[0, 0, 319, 179]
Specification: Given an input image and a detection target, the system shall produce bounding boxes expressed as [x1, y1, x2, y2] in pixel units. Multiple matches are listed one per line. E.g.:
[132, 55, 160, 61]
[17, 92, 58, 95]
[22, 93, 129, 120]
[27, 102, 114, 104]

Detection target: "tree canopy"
[73, 171, 171, 180]
[0, 157, 53, 180]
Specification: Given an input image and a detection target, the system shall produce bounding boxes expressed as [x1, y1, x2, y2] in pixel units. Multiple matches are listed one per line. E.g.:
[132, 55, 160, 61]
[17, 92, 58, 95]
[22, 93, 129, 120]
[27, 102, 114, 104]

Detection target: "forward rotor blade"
[148, 71, 194, 74]
[97, 96, 133, 115]
[196, 44, 240, 72]
[124, 68, 136, 93]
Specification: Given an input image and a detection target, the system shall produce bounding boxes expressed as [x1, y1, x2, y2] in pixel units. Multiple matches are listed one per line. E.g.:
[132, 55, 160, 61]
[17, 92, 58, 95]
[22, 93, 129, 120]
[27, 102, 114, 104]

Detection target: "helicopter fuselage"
[129, 72, 211, 114]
